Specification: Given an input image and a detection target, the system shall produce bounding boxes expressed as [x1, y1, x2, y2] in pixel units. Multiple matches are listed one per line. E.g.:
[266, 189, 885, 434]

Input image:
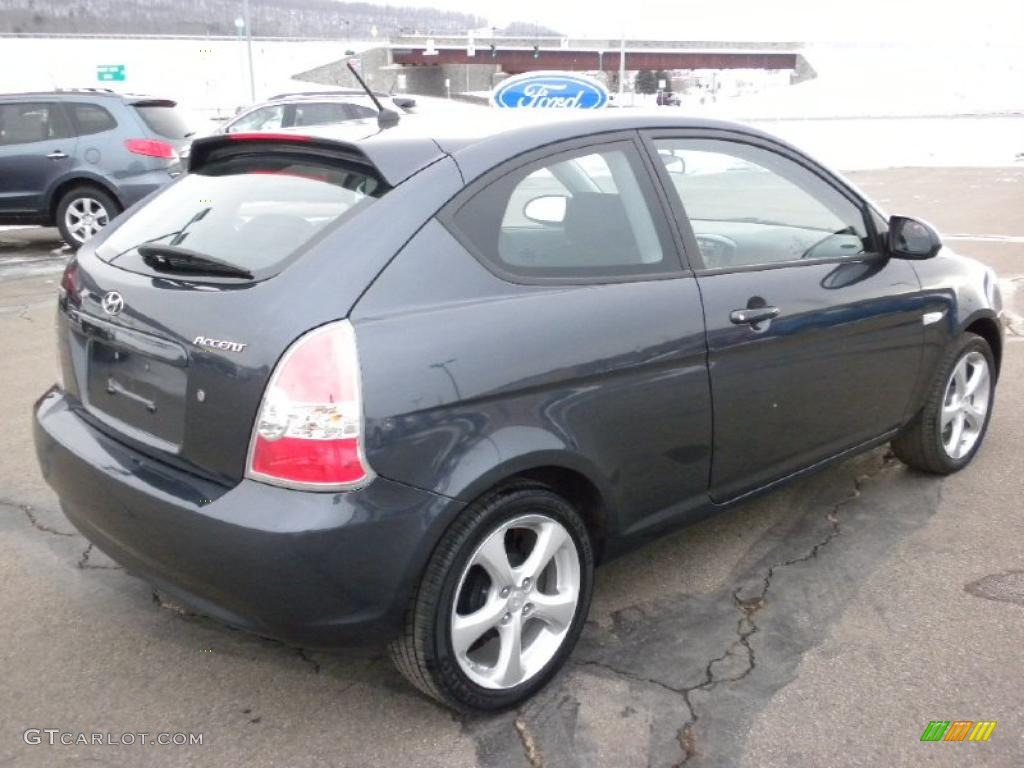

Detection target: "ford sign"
[492, 71, 609, 110]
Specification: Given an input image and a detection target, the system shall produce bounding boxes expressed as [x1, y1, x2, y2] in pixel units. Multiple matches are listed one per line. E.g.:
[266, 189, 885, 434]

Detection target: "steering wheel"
[801, 227, 862, 260]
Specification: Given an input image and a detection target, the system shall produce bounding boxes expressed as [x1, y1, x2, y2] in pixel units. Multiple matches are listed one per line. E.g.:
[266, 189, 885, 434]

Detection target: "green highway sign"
[97, 64, 126, 82]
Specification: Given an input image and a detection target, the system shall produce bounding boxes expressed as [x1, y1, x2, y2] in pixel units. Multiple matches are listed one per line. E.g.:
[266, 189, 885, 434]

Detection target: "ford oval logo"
[492, 71, 609, 110]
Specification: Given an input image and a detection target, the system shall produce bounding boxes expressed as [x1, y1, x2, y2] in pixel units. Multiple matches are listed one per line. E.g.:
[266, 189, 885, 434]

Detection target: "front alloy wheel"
[892, 332, 996, 474]
[940, 350, 991, 460]
[390, 485, 594, 711]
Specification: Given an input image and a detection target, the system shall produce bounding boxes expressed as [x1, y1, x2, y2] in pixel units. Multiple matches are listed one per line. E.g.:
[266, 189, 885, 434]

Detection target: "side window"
[68, 103, 118, 136]
[227, 105, 284, 133]
[292, 103, 352, 127]
[450, 142, 670, 279]
[653, 139, 870, 270]
[346, 104, 378, 120]
[0, 102, 71, 146]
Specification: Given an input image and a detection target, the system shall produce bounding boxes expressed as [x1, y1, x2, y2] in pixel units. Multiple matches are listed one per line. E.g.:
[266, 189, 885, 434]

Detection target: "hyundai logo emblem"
[101, 291, 125, 316]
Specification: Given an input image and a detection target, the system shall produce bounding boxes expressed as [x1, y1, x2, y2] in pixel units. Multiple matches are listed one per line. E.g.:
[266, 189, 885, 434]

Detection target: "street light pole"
[618, 36, 625, 101]
[243, 0, 255, 102]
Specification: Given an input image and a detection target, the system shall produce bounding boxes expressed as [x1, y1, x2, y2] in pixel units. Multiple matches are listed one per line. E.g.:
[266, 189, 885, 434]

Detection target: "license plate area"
[86, 340, 187, 450]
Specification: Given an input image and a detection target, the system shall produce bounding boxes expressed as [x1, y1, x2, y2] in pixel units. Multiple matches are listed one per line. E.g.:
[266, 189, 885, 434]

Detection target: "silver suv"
[220, 90, 418, 134]
[0, 89, 190, 247]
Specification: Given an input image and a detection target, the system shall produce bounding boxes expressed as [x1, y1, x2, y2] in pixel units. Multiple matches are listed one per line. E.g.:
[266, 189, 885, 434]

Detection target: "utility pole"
[618, 36, 626, 101]
[243, 0, 255, 102]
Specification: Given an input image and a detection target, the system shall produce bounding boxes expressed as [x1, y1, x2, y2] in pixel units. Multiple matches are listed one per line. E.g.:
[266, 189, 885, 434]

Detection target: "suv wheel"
[56, 186, 121, 249]
[891, 332, 995, 474]
[390, 485, 594, 711]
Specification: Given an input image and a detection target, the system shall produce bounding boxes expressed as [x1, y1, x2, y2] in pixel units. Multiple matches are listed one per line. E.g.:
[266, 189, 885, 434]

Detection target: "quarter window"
[68, 103, 118, 136]
[653, 139, 870, 269]
[451, 143, 669, 279]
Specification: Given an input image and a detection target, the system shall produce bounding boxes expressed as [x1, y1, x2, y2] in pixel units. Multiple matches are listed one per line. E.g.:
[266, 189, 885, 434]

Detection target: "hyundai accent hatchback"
[34, 112, 1003, 711]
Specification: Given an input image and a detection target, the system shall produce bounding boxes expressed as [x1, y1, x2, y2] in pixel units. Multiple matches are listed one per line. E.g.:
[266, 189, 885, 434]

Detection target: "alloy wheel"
[941, 350, 991, 460]
[451, 514, 580, 690]
[65, 197, 110, 244]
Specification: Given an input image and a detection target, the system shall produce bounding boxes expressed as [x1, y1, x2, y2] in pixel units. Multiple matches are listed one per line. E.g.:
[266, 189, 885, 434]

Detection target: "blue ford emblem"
[492, 71, 609, 110]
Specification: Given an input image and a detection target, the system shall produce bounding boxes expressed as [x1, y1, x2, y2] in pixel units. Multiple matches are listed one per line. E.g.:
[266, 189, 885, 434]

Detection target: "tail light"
[246, 320, 373, 490]
[124, 138, 177, 160]
[57, 259, 79, 307]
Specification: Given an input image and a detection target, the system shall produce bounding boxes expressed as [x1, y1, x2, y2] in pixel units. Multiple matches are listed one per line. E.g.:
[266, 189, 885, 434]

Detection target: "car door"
[644, 132, 923, 502]
[423, 134, 712, 541]
[0, 100, 76, 217]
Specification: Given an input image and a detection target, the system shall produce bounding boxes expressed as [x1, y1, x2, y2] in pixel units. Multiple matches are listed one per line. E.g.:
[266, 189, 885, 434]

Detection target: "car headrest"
[562, 192, 642, 265]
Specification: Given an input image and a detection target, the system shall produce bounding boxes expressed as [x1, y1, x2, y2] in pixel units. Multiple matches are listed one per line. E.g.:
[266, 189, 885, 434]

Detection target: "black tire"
[891, 332, 995, 474]
[55, 185, 121, 250]
[389, 484, 594, 711]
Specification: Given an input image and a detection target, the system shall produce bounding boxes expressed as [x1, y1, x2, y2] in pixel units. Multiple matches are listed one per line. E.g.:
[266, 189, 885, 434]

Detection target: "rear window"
[97, 154, 386, 277]
[133, 104, 190, 139]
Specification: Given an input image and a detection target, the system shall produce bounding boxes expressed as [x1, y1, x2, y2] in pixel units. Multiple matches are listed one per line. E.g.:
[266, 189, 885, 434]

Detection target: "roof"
[268, 89, 388, 100]
[0, 89, 175, 106]
[232, 110, 780, 186]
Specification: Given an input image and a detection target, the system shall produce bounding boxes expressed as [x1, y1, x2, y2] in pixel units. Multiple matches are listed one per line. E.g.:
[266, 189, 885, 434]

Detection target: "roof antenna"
[346, 61, 400, 127]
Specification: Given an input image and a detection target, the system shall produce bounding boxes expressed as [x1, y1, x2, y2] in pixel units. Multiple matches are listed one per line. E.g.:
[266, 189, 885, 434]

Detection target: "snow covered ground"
[0, 36, 1021, 170]
[0, 36, 377, 133]
[743, 115, 1023, 170]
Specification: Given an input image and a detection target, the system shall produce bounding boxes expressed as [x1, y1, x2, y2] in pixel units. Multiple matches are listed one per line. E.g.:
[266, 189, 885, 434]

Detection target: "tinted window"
[133, 104, 190, 139]
[653, 139, 870, 269]
[0, 102, 71, 145]
[451, 143, 669, 279]
[68, 103, 118, 136]
[228, 105, 284, 133]
[292, 102, 355, 127]
[97, 155, 386, 276]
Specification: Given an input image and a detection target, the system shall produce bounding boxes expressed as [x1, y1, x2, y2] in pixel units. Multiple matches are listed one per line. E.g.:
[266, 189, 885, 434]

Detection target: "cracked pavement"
[1, 168, 1023, 767]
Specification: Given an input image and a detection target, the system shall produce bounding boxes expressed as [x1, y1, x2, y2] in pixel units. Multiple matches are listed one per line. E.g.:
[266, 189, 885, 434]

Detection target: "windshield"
[97, 154, 386, 276]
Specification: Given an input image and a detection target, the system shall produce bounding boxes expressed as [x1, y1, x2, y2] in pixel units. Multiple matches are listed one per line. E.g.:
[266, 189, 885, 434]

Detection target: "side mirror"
[888, 215, 941, 260]
[392, 96, 417, 110]
[523, 195, 568, 225]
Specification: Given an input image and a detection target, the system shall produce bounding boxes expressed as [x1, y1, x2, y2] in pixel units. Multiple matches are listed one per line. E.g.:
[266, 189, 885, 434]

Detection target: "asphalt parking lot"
[1, 167, 1022, 768]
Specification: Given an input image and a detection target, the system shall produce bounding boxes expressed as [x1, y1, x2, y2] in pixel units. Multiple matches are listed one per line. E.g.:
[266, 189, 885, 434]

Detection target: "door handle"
[47, 150, 68, 160]
[730, 306, 780, 325]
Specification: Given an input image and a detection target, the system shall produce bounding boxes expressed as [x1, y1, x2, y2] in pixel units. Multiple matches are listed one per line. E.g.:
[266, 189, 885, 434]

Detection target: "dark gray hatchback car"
[34, 111, 1003, 711]
[0, 90, 189, 247]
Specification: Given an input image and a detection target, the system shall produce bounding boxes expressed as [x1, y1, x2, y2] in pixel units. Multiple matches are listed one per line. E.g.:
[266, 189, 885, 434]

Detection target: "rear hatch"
[57, 135, 390, 484]
[128, 98, 192, 171]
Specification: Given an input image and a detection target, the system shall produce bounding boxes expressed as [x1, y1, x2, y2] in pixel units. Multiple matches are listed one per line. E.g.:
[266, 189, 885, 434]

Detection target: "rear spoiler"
[126, 98, 178, 108]
[187, 132, 445, 187]
[188, 133, 375, 173]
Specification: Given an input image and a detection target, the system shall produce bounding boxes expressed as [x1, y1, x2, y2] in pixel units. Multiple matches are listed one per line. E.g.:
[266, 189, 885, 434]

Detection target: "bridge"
[390, 36, 805, 75]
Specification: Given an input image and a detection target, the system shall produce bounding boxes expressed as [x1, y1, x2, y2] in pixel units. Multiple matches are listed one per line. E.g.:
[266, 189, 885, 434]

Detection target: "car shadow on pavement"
[4, 448, 944, 768]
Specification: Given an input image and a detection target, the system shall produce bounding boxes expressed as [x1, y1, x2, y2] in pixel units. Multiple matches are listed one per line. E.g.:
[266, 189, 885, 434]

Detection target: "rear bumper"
[33, 387, 463, 647]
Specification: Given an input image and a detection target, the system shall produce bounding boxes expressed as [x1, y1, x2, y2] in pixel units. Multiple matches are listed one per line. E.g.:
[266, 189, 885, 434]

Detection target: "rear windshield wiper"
[138, 244, 253, 279]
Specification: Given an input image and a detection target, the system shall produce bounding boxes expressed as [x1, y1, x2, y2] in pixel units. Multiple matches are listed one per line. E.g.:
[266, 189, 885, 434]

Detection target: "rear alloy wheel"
[56, 186, 120, 249]
[390, 486, 594, 711]
[892, 332, 995, 474]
